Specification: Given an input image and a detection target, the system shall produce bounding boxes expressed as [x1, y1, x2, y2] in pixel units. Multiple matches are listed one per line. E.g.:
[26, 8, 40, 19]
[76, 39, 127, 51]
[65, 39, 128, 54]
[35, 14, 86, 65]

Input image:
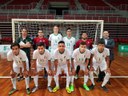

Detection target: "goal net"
[12, 19, 104, 45]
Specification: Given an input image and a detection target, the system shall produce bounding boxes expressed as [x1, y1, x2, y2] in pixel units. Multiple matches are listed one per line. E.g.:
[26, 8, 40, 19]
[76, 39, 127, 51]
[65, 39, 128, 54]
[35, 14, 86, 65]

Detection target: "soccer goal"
[12, 19, 104, 44]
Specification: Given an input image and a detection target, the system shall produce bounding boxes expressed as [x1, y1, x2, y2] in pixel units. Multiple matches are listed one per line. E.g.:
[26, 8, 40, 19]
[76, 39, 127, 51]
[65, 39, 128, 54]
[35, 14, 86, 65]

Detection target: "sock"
[11, 78, 16, 89]
[66, 75, 71, 88]
[25, 77, 29, 89]
[48, 76, 52, 87]
[89, 71, 95, 85]
[33, 75, 38, 87]
[84, 75, 89, 85]
[54, 75, 59, 87]
[101, 72, 111, 87]
[71, 76, 74, 85]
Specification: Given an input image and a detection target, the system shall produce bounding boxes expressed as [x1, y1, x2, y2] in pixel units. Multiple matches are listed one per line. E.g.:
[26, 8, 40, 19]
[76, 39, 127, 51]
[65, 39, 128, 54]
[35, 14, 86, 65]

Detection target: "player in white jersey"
[52, 41, 72, 93]
[70, 41, 91, 92]
[49, 25, 62, 56]
[7, 43, 30, 95]
[63, 28, 75, 56]
[31, 42, 53, 93]
[89, 38, 111, 92]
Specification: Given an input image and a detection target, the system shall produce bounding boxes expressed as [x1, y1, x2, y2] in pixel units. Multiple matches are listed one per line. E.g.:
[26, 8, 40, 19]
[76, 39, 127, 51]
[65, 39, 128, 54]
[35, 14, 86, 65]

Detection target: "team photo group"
[7, 25, 115, 95]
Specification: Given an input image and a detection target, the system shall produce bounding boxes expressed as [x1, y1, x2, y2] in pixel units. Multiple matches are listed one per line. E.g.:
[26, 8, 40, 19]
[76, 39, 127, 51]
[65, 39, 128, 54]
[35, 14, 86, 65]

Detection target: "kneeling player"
[7, 43, 30, 95]
[70, 41, 90, 91]
[52, 41, 72, 93]
[89, 38, 111, 92]
[31, 42, 53, 93]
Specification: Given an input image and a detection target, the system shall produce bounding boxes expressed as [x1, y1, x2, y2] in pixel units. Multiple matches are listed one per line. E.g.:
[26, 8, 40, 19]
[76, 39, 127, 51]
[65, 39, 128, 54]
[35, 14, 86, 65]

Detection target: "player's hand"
[84, 69, 89, 75]
[90, 67, 94, 71]
[10, 70, 16, 78]
[106, 68, 111, 73]
[23, 70, 29, 77]
[31, 69, 38, 76]
[53, 70, 57, 75]
[68, 71, 72, 76]
[48, 70, 52, 76]
[72, 68, 76, 75]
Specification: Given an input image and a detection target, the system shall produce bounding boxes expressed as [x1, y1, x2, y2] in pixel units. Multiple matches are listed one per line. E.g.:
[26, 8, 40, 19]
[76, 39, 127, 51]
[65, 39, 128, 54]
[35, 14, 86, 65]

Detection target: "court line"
[0, 76, 128, 78]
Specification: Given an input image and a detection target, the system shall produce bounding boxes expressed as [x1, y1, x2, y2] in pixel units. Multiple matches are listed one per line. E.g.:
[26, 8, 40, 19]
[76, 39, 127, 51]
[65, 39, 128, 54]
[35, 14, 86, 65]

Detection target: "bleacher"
[0, 0, 128, 44]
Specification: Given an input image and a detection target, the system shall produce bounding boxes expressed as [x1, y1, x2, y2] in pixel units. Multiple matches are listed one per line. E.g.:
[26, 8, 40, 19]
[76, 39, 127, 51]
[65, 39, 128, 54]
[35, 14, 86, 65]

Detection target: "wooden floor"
[0, 47, 128, 96]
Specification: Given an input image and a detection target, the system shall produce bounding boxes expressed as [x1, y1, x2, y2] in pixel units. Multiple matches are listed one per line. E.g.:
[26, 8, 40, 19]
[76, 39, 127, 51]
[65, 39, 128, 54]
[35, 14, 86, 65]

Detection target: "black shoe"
[96, 79, 103, 83]
[89, 84, 95, 90]
[107, 81, 111, 85]
[101, 86, 109, 92]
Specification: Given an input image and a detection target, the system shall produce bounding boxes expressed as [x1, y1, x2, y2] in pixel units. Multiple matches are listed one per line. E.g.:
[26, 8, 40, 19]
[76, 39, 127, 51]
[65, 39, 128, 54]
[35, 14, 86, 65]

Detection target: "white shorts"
[36, 63, 49, 72]
[74, 64, 87, 71]
[92, 58, 107, 72]
[13, 60, 29, 74]
[56, 64, 69, 76]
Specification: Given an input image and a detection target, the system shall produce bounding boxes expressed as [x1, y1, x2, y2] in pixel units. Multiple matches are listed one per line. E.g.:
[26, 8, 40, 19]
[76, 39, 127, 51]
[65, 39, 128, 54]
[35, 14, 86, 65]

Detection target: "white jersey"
[54, 49, 70, 66]
[63, 36, 75, 55]
[7, 50, 27, 67]
[49, 33, 62, 50]
[91, 47, 110, 63]
[33, 49, 51, 67]
[72, 48, 91, 65]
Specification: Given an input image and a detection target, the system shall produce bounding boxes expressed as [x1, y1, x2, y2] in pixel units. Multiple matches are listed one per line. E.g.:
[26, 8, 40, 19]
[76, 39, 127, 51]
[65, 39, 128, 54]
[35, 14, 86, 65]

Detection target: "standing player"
[48, 25, 62, 56]
[63, 28, 75, 56]
[52, 41, 72, 93]
[89, 38, 111, 92]
[31, 42, 53, 93]
[70, 42, 91, 92]
[7, 43, 30, 95]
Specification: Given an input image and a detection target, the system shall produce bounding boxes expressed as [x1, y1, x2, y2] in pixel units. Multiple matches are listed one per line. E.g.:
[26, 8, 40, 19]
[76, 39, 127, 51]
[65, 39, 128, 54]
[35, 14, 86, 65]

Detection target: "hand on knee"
[10, 71, 16, 78]
[23, 70, 29, 77]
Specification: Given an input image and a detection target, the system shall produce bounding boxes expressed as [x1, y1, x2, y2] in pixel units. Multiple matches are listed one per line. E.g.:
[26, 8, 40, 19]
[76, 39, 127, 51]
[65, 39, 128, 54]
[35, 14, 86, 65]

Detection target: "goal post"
[12, 19, 104, 44]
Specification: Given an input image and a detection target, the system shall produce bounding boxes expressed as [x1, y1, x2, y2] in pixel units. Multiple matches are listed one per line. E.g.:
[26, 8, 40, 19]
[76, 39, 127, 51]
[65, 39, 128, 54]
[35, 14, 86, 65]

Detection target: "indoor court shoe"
[32, 86, 38, 93]
[88, 84, 95, 90]
[101, 86, 109, 92]
[47, 86, 53, 92]
[26, 88, 31, 94]
[8, 88, 18, 95]
[52, 86, 59, 92]
[66, 87, 72, 93]
[83, 84, 90, 91]
[70, 84, 74, 92]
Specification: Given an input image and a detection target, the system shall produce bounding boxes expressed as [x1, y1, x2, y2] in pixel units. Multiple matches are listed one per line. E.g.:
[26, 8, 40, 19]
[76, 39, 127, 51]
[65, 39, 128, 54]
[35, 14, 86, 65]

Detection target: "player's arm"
[89, 54, 94, 71]
[54, 59, 58, 75]
[67, 59, 72, 76]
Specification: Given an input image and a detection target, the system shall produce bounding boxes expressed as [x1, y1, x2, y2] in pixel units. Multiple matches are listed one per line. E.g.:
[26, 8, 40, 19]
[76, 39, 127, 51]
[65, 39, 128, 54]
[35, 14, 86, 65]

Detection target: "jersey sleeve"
[72, 49, 76, 59]
[33, 50, 38, 60]
[87, 50, 91, 59]
[106, 48, 110, 56]
[47, 50, 51, 60]
[66, 50, 70, 60]
[48, 34, 52, 41]
[53, 50, 58, 60]
[21, 51, 27, 61]
[7, 51, 13, 61]
[91, 48, 95, 54]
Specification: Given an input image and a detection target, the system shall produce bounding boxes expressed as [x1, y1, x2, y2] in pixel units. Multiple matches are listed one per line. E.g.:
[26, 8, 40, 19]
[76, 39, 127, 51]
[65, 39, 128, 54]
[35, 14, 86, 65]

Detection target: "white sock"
[33, 75, 38, 87]
[71, 76, 74, 85]
[101, 72, 111, 87]
[84, 75, 89, 85]
[66, 75, 71, 88]
[89, 71, 95, 85]
[54, 75, 59, 87]
[48, 76, 52, 87]
[25, 77, 29, 89]
[11, 78, 16, 89]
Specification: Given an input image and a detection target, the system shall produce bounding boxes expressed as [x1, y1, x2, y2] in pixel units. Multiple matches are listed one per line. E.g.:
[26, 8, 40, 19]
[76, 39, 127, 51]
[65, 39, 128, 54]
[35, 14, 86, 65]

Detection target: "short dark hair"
[58, 41, 65, 45]
[98, 38, 105, 45]
[66, 28, 72, 31]
[80, 41, 86, 45]
[53, 25, 59, 28]
[10, 43, 20, 49]
[36, 42, 45, 47]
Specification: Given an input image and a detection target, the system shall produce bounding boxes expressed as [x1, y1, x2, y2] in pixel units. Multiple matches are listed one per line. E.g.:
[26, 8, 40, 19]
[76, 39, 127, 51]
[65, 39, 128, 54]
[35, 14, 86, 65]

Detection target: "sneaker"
[48, 86, 52, 92]
[66, 87, 71, 93]
[83, 84, 90, 91]
[32, 86, 38, 93]
[88, 84, 95, 90]
[52, 86, 59, 92]
[70, 84, 74, 92]
[8, 88, 18, 95]
[74, 74, 78, 79]
[101, 86, 109, 92]
[26, 88, 31, 94]
[107, 81, 111, 85]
